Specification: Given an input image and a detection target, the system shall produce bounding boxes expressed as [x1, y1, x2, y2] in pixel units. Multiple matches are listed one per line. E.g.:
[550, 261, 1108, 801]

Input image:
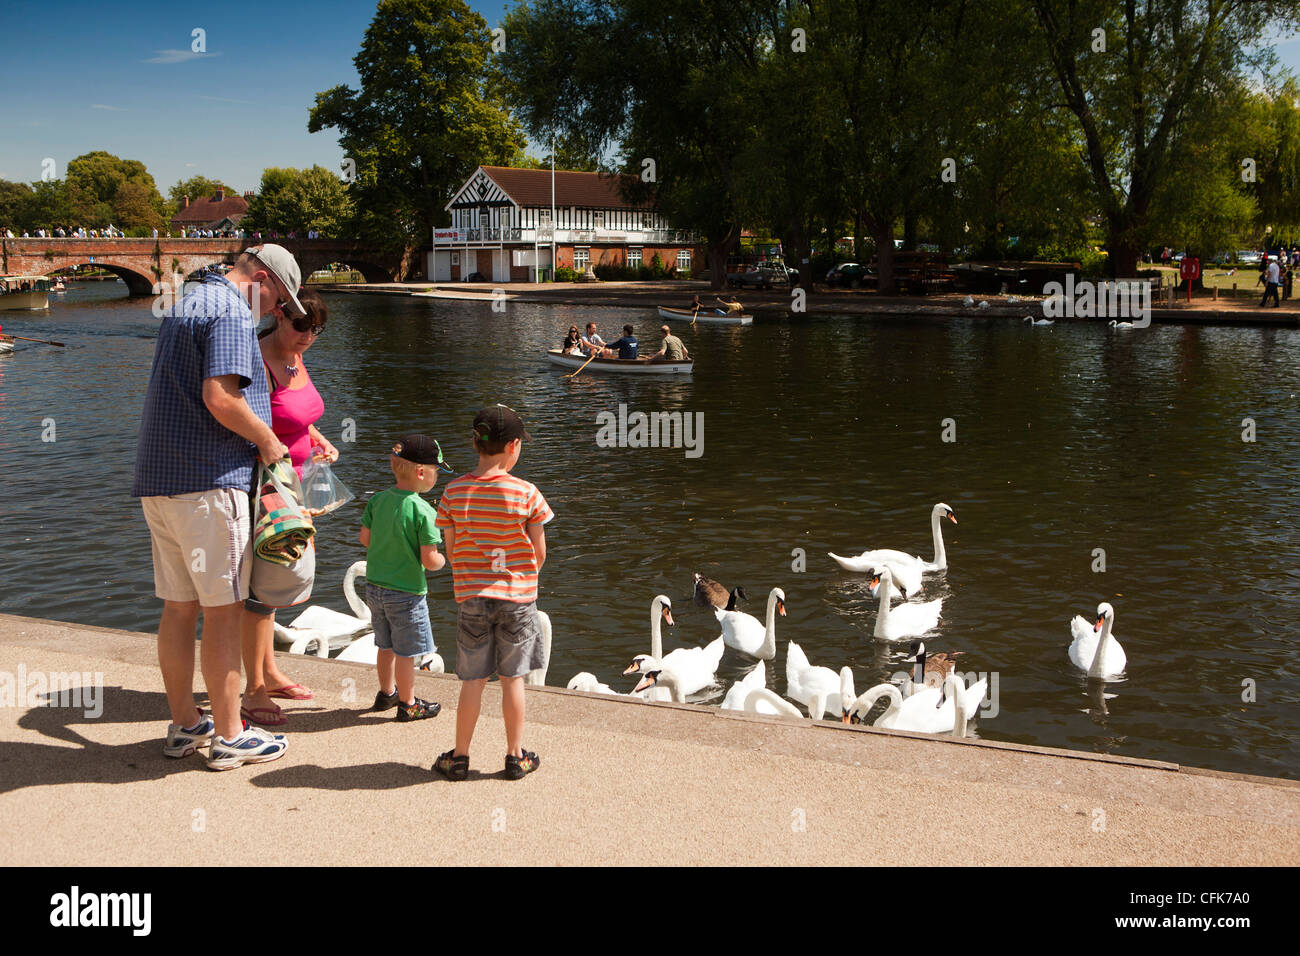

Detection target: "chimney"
[182, 195, 189, 209]
[215, 188, 225, 201]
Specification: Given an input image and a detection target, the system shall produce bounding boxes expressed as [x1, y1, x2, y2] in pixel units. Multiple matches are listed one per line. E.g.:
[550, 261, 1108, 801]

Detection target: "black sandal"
[504, 749, 540, 780]
[434, 749, 469, 780]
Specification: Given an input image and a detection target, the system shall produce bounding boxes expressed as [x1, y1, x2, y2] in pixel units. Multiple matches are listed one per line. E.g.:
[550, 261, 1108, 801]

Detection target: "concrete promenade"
[318, 279, 1300, 326]
[1, 614, 1296, 866]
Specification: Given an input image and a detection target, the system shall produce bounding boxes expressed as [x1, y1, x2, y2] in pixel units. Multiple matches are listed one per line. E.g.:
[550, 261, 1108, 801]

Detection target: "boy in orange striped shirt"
[433, 405, 553, 780]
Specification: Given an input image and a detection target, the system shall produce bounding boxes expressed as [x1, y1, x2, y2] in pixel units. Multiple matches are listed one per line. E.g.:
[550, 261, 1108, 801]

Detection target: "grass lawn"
[1151, 264, 1278, 297]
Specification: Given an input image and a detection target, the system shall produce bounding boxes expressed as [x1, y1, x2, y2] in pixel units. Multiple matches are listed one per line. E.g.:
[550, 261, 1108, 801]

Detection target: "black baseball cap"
[392, 433, 454, 472]
[473, 404, 532, 443]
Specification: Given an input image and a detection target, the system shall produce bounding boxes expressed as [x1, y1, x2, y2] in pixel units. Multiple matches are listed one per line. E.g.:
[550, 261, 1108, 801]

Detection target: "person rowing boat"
[648, 324, 690, 364]
[715, 295, 743, 316]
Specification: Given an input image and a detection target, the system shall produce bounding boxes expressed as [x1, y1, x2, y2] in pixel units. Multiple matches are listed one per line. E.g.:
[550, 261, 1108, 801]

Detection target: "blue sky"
[0, 1, 1297, 198]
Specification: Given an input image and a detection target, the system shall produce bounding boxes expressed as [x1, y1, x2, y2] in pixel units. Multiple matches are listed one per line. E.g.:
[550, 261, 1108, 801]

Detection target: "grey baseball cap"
[245, 244, 306, 317]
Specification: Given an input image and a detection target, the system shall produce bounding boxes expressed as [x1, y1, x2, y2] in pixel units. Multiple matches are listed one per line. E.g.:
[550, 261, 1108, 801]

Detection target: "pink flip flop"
[267, 683, 314, 700]
[241, 704, 287, 727]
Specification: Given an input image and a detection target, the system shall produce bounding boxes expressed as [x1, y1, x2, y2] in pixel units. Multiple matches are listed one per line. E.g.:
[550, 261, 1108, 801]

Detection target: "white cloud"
[145, 50, 221, 64]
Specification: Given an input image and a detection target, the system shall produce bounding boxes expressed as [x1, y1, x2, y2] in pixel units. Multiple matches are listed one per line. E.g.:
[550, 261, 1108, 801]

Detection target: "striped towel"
[253, 461, 315, 566]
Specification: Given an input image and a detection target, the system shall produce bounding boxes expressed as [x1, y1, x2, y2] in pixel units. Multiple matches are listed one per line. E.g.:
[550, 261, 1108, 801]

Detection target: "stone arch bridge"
[1, 237, 407, 296]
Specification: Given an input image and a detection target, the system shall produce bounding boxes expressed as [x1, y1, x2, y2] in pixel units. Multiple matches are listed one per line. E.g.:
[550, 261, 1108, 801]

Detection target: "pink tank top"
[265, 360, 325, 477]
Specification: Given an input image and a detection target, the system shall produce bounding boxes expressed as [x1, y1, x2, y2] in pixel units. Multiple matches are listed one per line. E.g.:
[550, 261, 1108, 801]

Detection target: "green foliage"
[554, 265, 581, 282]
[245, 166, 354, 235]
[308, 0, 525, 256]
[167, 176, 233, 213]
[65, 150, 167, 229]
[0, 180, 32, 227]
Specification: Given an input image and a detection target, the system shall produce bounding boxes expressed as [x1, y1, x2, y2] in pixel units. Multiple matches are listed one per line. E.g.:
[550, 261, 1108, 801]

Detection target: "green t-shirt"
[663, 334, 685, 360]
[361, 489, 442, 595]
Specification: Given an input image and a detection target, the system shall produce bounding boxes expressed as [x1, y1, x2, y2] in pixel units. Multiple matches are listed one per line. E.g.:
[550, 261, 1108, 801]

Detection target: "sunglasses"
[289, 314, 325, 335]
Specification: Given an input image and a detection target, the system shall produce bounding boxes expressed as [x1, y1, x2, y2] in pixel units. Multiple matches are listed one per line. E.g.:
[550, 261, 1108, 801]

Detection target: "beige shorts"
[141, 489, 251, 607]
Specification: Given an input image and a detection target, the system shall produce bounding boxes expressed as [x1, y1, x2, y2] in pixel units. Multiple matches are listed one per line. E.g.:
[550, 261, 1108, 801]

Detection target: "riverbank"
[1, 613, 1296, 866]
[316, 279, 1300, 326]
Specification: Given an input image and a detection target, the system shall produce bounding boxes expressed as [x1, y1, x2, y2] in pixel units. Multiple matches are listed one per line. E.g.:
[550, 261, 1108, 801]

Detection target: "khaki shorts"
[141, 489, 251, 607]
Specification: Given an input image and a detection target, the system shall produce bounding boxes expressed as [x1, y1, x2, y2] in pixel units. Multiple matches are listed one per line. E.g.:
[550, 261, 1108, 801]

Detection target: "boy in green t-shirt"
[359, 434, 451, 721]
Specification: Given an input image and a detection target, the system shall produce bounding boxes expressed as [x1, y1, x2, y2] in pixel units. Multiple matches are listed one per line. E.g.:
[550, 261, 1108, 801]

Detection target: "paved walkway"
[1, 614, 1296, 866]
[318, 279, 1300, 325]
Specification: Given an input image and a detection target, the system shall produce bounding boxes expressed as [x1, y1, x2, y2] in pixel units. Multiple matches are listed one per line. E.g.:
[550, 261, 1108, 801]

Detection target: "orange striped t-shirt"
[435, 471, 553, 603]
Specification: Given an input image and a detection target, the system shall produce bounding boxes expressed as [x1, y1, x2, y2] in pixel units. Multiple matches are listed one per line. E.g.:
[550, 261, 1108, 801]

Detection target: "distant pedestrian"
[433, 405, 552, 781]
[1260, 256, 1281, 307]
[1284, 261, 1294, 301]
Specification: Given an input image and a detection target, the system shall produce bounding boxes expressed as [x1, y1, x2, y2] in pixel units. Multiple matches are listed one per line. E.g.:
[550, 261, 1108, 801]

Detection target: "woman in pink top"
[240, 288, 340, 724]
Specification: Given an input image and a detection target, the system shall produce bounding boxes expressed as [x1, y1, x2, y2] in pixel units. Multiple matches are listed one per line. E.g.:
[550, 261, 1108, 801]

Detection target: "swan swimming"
[1025, 314, 1054, 326]
[721, 660, 768, 710]
[871, 567, 942, 640]
[785, 642, 855, 720]
[713, 587, 785, 659]
[829, 502, 957, 580]
[1068, 601, 1127, 680]
[849, 671, 985, 736]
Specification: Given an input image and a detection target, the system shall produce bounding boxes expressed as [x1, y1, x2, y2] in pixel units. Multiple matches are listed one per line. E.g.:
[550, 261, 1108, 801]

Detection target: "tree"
[308, 0, 525, 271]
[112, 181, 165, 231]
[18, 180, 73, 231]
[1028, 0, 1300, 278]
[245, 166, 354, 236]
[64, 151, 166, 228]
[0, 180, 32, 228]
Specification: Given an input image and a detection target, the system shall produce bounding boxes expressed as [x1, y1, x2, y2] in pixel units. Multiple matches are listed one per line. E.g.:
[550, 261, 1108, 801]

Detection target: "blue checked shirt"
[132, 274, 271, 497]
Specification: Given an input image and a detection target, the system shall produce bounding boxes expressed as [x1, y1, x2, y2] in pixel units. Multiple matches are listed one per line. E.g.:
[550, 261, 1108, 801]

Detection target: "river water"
[2, 282, 1297, 779]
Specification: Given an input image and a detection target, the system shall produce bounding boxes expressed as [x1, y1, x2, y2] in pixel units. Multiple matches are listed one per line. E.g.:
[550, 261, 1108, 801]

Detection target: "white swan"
[721, 660, 767, 710]
[1025, 314, 1054, 326]
[621, 595, 676, 701]
[742, 687, 805, 720]
[850, 672, 985, 736]
[277, 560, 372, 657]
[567, 672, 616, 695]
[714, 587, 784, 659]
[624, 596, 724, 698]
[785, 642, 855, 720]
[829, 503, 956, 582]
[871, 567, 942, 640]
[1069, 601, 1127, 679]
[1108, 319, 1134, 329]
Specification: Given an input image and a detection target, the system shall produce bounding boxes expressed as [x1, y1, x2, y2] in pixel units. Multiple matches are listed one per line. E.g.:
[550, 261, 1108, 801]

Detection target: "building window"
[574, 247, 590, 271]
[676, 250, 691, 272]
[628, 247, 642, 269]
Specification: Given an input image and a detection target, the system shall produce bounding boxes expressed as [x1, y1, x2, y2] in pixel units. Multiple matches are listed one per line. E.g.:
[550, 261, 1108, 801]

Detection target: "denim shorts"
[366, 583, 436, 659]
[455, 598, 545, 680]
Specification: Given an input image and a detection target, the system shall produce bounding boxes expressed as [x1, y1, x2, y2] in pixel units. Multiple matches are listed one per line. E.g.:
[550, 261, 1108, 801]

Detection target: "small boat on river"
[545, 349, 693, 375]
[0, 335, 14, 355]
[658, 306, 752, 325]
[1, 275, 51, 311]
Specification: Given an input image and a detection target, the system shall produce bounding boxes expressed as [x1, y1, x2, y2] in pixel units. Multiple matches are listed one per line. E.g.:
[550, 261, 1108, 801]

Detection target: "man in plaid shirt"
[133, 244, 306, 770]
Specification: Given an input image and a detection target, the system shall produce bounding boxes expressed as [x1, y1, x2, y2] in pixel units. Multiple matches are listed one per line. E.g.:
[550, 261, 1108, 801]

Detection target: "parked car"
[825, 262, 866, 287]
[728, 261, 797, 289]
[1235, 250, 1262, 265]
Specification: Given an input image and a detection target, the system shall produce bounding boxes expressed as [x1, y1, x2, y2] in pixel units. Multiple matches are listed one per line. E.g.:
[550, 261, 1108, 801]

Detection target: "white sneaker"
[163, 710, 215, 758]
[207, 725, 288, 771]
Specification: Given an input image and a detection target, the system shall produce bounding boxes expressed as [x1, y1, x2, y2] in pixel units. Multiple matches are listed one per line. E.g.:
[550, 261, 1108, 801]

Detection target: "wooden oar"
[3, 334, 65, 347]
[565, 350, 601, 378]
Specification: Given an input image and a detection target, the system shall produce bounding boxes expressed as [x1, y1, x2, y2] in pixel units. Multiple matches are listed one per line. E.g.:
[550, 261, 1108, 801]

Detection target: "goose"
[721, 660, 767, 710]
[871, 567, 942, 640]
[692, 572, 748, 611]
[742, 687, 805, 720]
[849, 672, 985, 736]
[785, 642, 855, 720]
[1108, 319, 1134, 329]
[904, 639, 963, 693]
[1068, 601, 1127, 680]
[714, 587, 785, 659]
[1025, 314, 1054, 326]
[829, 502, 957, 578]
[277, 561, 373, 657]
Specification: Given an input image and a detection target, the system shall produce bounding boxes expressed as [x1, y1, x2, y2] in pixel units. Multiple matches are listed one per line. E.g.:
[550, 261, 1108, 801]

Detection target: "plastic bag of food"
[301, 450, 355, 517]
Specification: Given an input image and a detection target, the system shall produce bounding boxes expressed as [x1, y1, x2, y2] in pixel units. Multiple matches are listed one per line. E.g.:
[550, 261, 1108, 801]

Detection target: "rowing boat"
[545, 349, 693, 375]
[657, 306, 752, 325]
[0, 335, 14, 355]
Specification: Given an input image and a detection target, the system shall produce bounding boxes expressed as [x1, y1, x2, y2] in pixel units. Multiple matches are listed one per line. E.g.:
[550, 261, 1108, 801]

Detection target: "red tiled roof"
[479, 166, 649, 209]
[170, 194, 249, 226]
